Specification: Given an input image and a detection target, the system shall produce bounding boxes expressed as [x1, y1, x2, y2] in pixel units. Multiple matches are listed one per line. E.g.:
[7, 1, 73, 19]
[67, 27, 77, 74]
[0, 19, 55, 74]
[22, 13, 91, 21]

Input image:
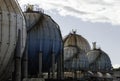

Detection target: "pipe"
[57, 53, 64, 79]
[38, 52, 42, 78]
[14, 30, 21, 81]
[93, 42, 96, 50]
[52, 53, 55, 79]
[61, 53, 64, 79]
[22, 46, 28, 79]
[57, 55, 60, 79]
[48, 69, 51, 79]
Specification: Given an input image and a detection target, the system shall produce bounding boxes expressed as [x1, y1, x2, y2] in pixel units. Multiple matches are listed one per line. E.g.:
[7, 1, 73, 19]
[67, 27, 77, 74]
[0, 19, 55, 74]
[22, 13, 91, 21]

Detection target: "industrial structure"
[63, 32, 113, 81]
[0, 1, 64, 81]
[0, 0, 26, 81]
[0, 0, 118, 81]
[113, 68, 120, 81]
[63, 31, 90, 79]
[24, 4, 63, 79]
[87, 42, 113, 81]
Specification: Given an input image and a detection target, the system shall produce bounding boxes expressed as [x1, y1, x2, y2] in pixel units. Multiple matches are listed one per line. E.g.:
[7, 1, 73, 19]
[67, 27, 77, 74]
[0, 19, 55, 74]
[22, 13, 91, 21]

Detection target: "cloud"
[18, 0, 120, 25]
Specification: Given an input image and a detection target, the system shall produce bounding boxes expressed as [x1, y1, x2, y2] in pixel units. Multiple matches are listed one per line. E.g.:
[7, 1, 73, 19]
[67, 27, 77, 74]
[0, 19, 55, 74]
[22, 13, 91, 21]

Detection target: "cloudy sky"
[18, 0, 120, 68]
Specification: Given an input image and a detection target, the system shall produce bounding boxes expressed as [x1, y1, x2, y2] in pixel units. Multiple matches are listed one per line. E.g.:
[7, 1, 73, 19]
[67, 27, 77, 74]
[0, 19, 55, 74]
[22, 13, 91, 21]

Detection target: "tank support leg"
[57, 57, 60, 79]
[57, 53, 64, 79]
[15, 57, 21, 81]
[48, 69, 51, 79]
[22, 45, 28, 79]
[14, 30, 21, 81]
[38, 52, 42, 78]
[52, 53, 55, 79]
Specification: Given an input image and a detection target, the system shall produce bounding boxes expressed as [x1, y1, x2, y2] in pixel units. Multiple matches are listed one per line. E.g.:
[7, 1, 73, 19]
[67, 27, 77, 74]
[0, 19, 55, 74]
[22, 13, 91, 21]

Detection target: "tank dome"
[64, 31, 91, 53]
[24, 7, 63, 75]
[87, 42, 112, 72]
[64, 32, 90, 71]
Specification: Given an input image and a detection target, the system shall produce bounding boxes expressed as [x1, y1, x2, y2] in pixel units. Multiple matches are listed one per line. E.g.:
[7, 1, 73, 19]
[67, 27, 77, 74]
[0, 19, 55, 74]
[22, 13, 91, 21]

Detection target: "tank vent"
[72, 29, 77, 34]
[92, 42, 96, 50]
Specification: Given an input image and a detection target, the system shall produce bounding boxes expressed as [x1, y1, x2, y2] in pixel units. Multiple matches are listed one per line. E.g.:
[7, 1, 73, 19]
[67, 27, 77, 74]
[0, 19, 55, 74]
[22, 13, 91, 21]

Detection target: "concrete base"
[23, 78, 45, 81]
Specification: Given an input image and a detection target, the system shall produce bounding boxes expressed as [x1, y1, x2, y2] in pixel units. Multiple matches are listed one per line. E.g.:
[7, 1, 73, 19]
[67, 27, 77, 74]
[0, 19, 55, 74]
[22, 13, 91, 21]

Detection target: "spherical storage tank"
[24, 6, 63, 75]
[87, 43, 112, 72]
[0, 0, 26, 81]
[64, 31, 90, 71]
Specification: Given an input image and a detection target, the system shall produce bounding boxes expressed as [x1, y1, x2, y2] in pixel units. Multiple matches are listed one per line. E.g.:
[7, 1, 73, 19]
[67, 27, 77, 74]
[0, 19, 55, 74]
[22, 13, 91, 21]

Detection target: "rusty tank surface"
[0, 0, 26, 80]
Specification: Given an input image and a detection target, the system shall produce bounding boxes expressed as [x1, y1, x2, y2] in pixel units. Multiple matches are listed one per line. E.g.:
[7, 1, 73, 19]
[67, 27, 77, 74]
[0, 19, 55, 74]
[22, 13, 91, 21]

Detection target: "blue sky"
[18, 0, 120, 68]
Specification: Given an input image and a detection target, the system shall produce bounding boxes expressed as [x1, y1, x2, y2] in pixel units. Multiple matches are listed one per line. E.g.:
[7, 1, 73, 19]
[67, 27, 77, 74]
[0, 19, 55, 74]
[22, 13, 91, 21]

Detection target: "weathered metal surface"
[24, 12, 63, 75]
[87, 49, 112, 72]
[87, 50, 100, 64]
[0, 0, 26, 80]
[64, 32, 91, 53]
[64, 32, 90, 71]
[64, 52, 89, 70]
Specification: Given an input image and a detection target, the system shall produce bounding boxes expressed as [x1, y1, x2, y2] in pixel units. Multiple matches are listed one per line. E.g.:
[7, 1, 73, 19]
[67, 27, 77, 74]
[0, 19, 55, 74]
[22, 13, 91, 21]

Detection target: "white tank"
[0, 0, 26, 80]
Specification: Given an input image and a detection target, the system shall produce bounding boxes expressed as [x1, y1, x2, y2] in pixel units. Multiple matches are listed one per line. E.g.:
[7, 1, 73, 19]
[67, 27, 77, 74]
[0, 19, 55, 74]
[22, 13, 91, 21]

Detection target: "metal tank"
[64, 31, 90, 53]
[63, 31, 90, 77]
[24, 5, 63, 76]
[64, 47, 89, 70]
[87, 42, 112, 72]
[0, 0, 26, 81]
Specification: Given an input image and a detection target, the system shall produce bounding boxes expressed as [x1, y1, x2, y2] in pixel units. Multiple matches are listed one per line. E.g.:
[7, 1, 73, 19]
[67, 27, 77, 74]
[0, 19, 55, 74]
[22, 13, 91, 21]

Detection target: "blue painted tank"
[24, 6, 63, 75]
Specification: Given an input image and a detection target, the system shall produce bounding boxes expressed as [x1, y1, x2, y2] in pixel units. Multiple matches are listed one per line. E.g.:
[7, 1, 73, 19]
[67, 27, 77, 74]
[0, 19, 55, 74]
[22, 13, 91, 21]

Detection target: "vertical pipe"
[57, 55, 60, 79]
[48, 69, 51, 79]
[60, 53, 64, 79]
[39, 52, 42, 78]
[52, 53, 55, 79]
[74, 58, 77, 79]
[74, 71, 77, 79]
[12, 72, 15, 81]
[57, 57, 60, 79]
[57, 52, 64, 79]
[15, 58, 21, 81]
[15, 30, 21, 81]
[22, 46, 28, 79]
[93, 42, 96, 49]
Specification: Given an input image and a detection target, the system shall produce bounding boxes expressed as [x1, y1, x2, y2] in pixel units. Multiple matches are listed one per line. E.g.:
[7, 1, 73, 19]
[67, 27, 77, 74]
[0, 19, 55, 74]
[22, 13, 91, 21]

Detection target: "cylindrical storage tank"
[87, 43, 112, 72]
[64, 32, 90, 71]
[0, 0, 26, 81]
[24, 7, 63, 76]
